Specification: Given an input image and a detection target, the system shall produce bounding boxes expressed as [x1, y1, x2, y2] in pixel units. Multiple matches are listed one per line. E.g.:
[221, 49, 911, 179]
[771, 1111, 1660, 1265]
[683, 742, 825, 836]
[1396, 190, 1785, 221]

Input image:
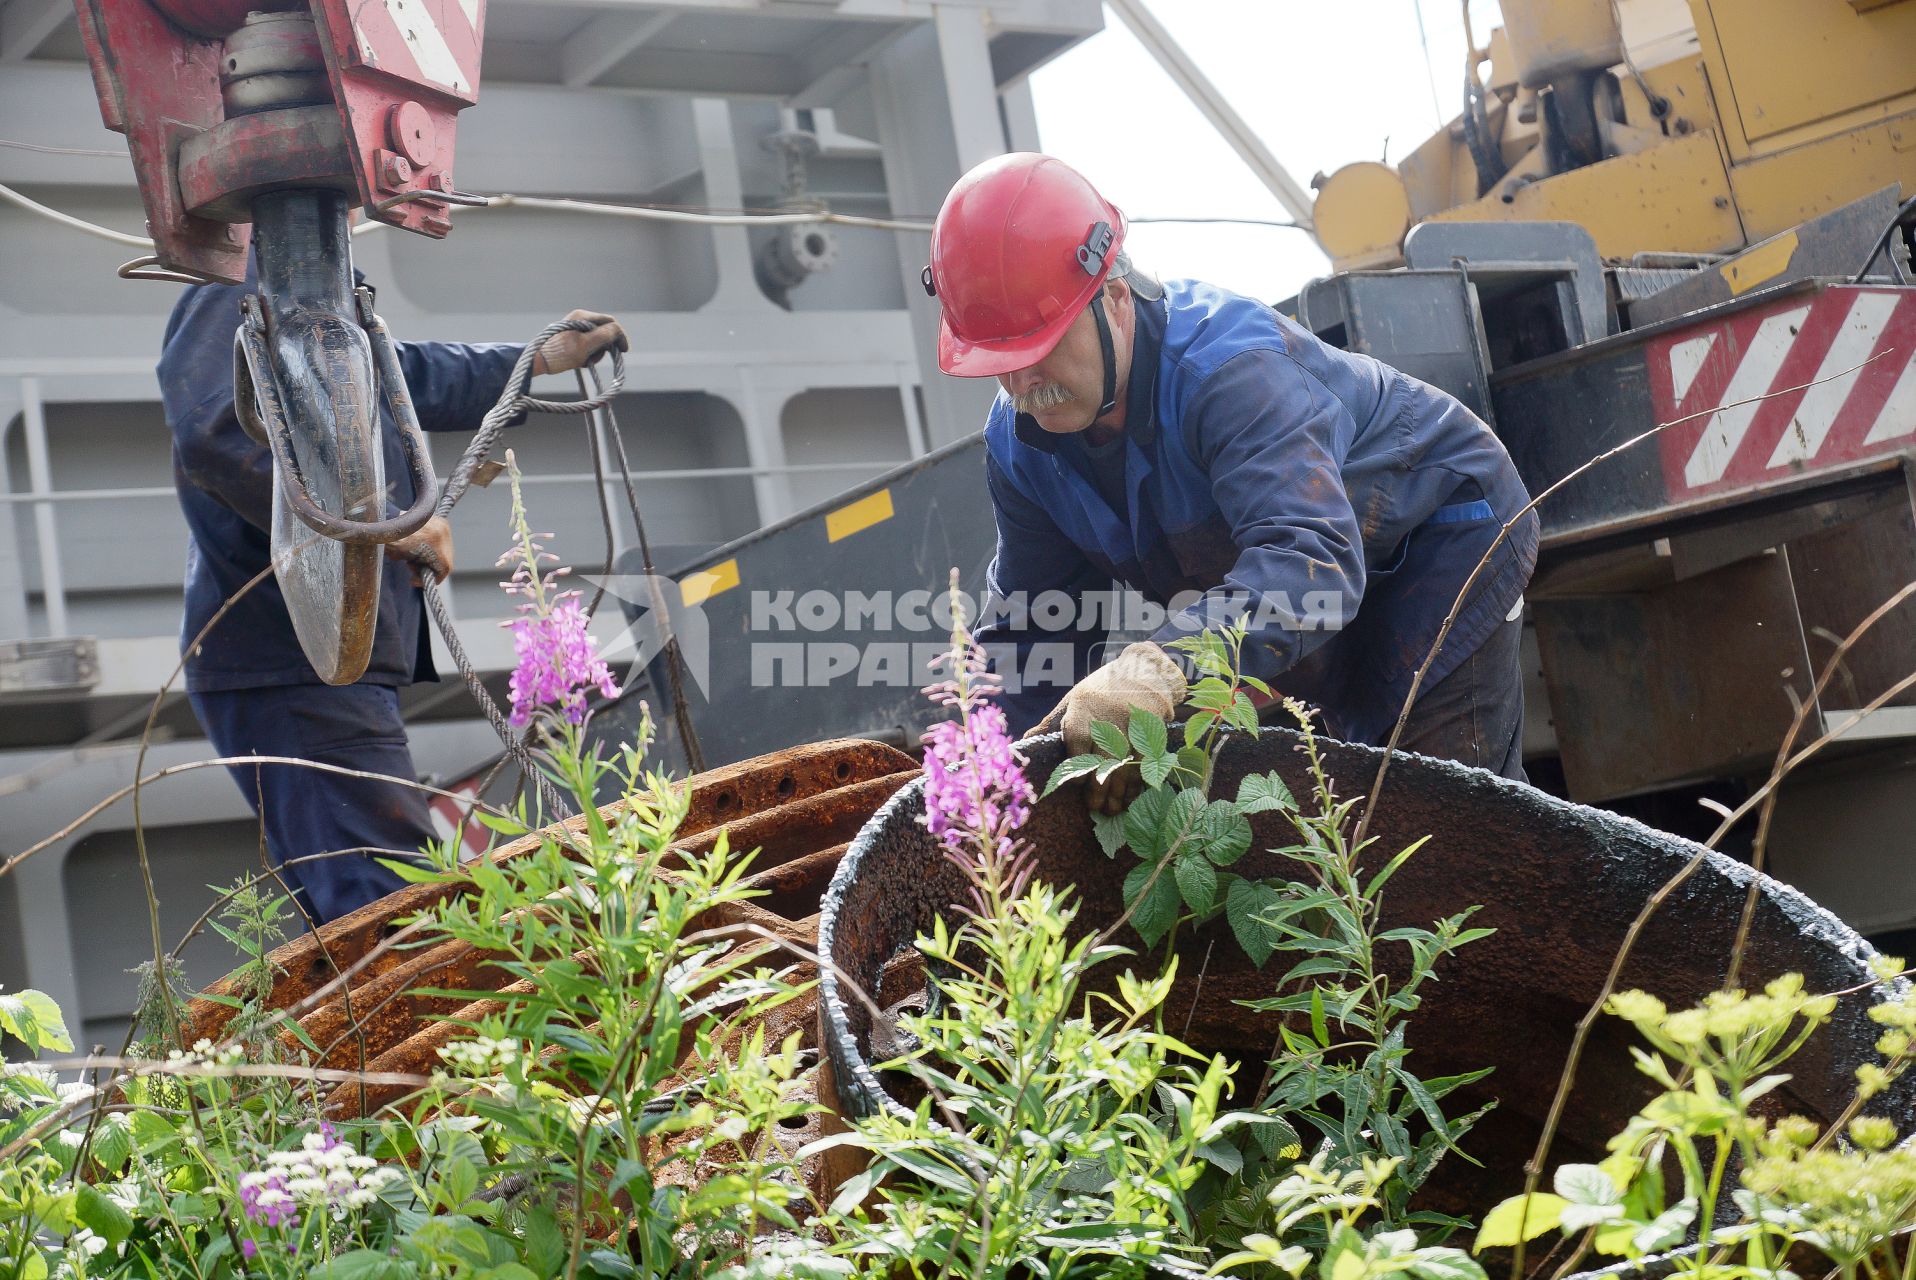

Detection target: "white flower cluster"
[240, 1130, 399, 1221]
[162, 1038, 245, 1068]
[436, 1035, 524, 1078]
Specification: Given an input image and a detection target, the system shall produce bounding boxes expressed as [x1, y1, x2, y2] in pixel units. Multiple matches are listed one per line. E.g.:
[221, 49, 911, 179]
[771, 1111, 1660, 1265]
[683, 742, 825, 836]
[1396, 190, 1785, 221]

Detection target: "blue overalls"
[976, 279, 1540, 776]
[159, 277, 523, 923]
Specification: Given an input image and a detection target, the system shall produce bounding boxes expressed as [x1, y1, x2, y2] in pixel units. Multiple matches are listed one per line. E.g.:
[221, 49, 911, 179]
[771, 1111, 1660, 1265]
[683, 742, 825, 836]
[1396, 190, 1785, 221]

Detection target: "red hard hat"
[926, 153, 1126, 377]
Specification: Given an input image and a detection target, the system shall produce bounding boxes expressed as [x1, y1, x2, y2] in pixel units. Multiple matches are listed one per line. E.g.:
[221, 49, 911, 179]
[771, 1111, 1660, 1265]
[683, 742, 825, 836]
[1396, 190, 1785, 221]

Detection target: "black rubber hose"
[1463, 65, 1507, 198]
[1852, 191, 1916, 284]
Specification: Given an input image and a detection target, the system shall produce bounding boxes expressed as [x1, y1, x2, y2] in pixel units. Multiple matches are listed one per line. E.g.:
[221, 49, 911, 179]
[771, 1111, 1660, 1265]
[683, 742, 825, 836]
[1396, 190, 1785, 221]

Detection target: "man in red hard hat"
[927, 153, 1539, 803]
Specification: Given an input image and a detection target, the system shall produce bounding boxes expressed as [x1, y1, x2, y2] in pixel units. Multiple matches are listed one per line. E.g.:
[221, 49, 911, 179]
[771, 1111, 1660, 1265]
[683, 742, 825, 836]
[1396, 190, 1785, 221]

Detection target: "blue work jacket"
[976, 278, 1539, 745]
[159, 278, 523, 691]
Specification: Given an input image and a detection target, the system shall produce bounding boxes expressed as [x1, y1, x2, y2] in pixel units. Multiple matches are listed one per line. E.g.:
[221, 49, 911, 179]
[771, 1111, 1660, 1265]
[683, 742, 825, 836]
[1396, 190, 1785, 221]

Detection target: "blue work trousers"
[1391, 614, 1528, 782]
[189, 684, 434, 924]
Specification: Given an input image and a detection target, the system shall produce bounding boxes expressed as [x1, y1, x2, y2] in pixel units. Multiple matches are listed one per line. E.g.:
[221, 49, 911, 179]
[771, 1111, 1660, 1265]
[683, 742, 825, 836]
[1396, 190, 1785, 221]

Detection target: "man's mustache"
[1012, 382, 1076, 414]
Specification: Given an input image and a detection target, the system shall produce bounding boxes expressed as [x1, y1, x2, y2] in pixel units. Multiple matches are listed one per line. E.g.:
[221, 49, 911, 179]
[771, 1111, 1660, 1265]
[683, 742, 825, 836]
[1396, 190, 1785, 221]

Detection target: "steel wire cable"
[412, 318, 628, 822]
[578, 363, 707, 775]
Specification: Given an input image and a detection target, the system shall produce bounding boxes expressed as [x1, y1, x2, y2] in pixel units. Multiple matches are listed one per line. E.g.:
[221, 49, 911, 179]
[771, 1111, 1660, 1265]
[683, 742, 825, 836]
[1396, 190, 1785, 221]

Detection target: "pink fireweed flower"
[507, 593, 620, 727]
[495, 451, 621, 728]
[921, 702, 1032, 859]
[920, 573, 1036, 905]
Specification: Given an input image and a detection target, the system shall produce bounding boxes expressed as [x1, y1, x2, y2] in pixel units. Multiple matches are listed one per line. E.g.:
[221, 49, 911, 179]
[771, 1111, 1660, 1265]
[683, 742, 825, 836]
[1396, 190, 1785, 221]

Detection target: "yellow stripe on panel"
[825, 489, 895, 542]
[680, 558, 740, 607]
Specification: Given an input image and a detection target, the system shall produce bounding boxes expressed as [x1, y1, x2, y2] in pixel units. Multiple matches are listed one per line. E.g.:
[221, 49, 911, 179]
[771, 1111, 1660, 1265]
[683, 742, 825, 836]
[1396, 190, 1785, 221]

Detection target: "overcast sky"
[1027, 0, 1505, 302]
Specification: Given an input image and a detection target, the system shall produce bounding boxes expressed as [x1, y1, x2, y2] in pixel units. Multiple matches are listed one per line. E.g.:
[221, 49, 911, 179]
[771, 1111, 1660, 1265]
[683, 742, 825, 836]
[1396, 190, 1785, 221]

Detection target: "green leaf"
[1216, 1236, 1312, 1276]
[1405, 1248, 1486, 1280]
[1559, 1202, 1626, 1232]
[1420, 1066, 1496, 1100]
[1553, 1163, 1621, 1208]
[1365, 836, 1431, 896]
[1175, 854, 1218, 913]
[1225, 879, 1285, 967]
[1091, 809, 1127, 858]
[1090, 720, 1130, 759]
[1125, 861, 1182, 947]
[827, 1167, 884, 1217]
[1280, 956, 1350, 984]
[1183, 710, 1219, 749]
[440, 1155, 479, 1210]
[1309, 988, 1329, 1046]
[1127, 708, 1168, 761]
[880, 1146, 976, 1195]
[1474, 1193, 1569, 1252]
[312, 1250, 414, 1280]
[1392, 1066, 1461, 1153]
[580, 1251, 638, 1279]
[28, 1190, 75, 1234]
[0, 989, 72, 1054]
[1591, 1221, 1639, 1256]
[1197, 801, 1253, 866]
[1236, 772, 1297, 815]
[74, 1183, 133, 1245]
[1123, 786, 1174, 859]
[89, 1114, 133, 1174]
[1245, 1111, 1305, 1161]
[523, 1205, 565, 1276]
[1322, 1220, 1366, 1280]
[1631, 1201, 1696, 1254]
[1196, 1139, 1243, 1177]
[1140, 749, 1176, 789]
[1044, 755, 1107, 797]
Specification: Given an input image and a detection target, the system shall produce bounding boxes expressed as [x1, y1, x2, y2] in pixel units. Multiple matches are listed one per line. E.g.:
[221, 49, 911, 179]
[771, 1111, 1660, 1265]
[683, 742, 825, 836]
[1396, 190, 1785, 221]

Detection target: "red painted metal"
[73, 0, 249, 283]
[1650, 285, 1916, 499]
[75, 0, 487, 275]
[308, 0, 486, 238]
[146, 0, 262, 37]
[176, 105, 355, 222]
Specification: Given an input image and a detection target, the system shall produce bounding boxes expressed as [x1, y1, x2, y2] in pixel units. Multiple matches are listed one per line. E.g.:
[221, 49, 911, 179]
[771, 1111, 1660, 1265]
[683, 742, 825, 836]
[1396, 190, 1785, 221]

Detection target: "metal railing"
[1, 370, 909, 646]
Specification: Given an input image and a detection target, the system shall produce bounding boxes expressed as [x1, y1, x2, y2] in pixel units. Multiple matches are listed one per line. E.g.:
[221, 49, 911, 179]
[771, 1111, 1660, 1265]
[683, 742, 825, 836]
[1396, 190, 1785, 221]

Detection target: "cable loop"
[410, 314, 631, 821]
[435, 318, 626, 517]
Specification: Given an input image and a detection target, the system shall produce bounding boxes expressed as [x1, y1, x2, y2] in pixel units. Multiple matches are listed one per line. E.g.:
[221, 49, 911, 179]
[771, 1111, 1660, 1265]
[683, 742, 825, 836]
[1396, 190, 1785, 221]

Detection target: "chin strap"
[1090, 292, 1118, 420]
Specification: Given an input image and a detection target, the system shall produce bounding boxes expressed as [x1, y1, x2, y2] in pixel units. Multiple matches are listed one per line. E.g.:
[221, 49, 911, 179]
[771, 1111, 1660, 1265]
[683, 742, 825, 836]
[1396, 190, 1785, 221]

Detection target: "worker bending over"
[929, 154, 1538, 791]
[160, 280, 626, 924]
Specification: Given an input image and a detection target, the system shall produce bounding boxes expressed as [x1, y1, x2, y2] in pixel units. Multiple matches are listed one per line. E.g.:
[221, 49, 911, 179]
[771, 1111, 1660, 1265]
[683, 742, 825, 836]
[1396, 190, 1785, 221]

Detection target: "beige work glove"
[1052, 642, 1189, 815]
[388, 513, 454, 586]
[531, 309, 629, 375]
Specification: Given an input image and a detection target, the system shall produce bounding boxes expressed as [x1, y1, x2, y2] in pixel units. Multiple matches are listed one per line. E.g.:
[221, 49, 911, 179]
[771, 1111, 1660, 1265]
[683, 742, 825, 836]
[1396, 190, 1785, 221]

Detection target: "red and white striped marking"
[346, 0, 484, 102]
[1652, 287, 1916, 497]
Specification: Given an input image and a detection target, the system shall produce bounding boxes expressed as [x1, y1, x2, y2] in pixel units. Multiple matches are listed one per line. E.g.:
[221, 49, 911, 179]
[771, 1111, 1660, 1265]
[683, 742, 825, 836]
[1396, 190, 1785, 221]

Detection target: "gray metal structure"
[0, 0, 1101, 1047]
[1288, 201, 1916, 950]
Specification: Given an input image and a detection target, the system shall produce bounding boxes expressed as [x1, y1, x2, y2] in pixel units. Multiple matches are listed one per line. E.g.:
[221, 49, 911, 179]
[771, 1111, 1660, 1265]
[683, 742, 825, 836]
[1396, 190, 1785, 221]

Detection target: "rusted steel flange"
[183, 738, 913, 1050]
[818, 730, 1914, 1219]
